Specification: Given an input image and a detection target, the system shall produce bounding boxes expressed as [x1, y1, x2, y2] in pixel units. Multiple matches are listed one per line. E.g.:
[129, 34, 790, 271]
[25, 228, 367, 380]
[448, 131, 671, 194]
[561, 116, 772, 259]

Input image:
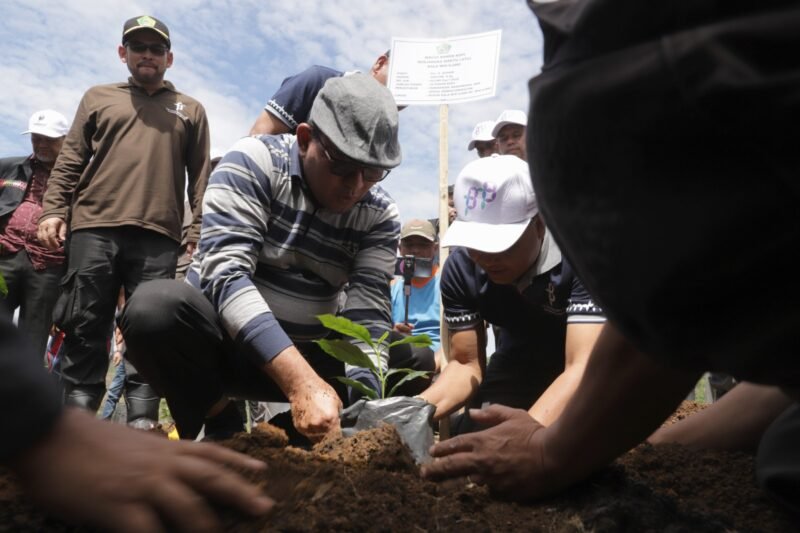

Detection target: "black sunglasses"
[126, 41, 169, 56]
[314, 130, 391, 183]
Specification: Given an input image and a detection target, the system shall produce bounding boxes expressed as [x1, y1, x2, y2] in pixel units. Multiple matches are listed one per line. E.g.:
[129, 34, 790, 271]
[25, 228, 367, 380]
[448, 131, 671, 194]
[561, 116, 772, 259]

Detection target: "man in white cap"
[492, 109, 528, 161]
[467, 120, 498, 158]
[121, 73, 402, 443]
[417, 154, 605, 433]
[0, 110, 69, 358]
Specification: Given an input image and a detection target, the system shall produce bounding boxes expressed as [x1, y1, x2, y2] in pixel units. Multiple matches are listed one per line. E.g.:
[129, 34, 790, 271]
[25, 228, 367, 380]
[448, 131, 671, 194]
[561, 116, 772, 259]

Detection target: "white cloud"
[1, 0, 543, 222]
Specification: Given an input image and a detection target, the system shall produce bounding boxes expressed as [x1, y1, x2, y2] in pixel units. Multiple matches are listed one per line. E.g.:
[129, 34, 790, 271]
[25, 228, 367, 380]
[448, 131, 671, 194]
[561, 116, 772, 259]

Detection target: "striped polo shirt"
[187, 134, 400, 370]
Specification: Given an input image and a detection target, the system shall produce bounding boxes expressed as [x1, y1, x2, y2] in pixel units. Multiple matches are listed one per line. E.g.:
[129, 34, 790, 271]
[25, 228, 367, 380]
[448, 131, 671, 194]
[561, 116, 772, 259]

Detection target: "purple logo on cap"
[463, 183, 497, 215]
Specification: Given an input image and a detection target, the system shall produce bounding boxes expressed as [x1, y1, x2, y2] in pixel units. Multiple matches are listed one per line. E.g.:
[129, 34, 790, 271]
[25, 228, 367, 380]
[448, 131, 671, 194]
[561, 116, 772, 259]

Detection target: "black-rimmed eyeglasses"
[315, 131, 391, 183]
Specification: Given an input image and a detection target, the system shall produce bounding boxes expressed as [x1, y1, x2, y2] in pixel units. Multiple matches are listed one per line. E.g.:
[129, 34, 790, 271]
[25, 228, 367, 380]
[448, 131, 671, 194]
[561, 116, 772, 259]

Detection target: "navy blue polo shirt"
[264, 65, 343, 131]
[442, 232, 604, 364]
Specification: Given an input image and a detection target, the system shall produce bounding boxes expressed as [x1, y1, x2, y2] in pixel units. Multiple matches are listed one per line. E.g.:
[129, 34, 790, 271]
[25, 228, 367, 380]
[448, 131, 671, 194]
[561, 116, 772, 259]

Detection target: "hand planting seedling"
[315, 313, 432, 399]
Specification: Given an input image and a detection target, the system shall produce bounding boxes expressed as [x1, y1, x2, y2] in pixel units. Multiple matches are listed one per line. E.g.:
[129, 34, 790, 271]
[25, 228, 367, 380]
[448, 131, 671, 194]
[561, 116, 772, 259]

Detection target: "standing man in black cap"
[37, 15, 211, 426]
[121, 73, 402, 443]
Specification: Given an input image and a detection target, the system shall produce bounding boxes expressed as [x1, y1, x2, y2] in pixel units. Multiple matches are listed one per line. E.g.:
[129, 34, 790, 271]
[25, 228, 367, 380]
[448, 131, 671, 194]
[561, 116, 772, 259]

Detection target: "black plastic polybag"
[341, 396, 435, 464]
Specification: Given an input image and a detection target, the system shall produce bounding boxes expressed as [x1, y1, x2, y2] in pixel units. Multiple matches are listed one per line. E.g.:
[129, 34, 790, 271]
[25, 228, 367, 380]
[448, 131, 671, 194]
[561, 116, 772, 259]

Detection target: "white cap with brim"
[467, 120, 495, 151]
[442, 154, 537, 253]
[21, 109, 69, 138]
[491, 109, 527, 138]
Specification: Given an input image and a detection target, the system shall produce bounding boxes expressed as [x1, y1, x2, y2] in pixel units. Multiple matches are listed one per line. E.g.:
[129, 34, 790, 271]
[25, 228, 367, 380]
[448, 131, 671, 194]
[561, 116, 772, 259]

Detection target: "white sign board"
[388, 30, 501, 106]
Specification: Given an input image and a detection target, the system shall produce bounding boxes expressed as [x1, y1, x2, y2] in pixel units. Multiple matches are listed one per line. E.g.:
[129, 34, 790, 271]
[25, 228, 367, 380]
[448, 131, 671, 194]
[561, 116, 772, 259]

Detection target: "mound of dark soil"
[0, 402, 795, 532]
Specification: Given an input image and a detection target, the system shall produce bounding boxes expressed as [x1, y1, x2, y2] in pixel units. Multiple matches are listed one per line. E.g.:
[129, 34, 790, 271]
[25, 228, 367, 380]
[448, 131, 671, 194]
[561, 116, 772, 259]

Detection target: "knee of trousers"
[120, 279, 200, 363]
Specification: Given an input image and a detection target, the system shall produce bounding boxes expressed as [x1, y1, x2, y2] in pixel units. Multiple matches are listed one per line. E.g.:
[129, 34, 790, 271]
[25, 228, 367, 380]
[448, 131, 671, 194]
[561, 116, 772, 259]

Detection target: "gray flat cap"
[309, 73, 401, 169]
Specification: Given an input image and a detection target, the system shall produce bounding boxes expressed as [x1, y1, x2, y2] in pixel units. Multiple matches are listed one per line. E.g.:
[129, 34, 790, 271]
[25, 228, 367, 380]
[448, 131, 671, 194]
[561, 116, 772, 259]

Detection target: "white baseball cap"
[443, 154, 537, 253]
[491, 109, 527, 138]
[21, 109, 69, 138]
[467, 120, 495, 150]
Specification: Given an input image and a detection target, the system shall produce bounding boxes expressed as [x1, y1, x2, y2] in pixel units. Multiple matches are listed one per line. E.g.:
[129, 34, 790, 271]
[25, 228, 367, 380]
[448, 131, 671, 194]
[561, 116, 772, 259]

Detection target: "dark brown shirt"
[41, 78, 210, 243]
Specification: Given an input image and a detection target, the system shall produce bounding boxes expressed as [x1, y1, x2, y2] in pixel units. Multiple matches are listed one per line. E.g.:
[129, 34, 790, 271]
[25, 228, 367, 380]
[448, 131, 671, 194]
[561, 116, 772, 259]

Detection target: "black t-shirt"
[527, 0, 800, 386]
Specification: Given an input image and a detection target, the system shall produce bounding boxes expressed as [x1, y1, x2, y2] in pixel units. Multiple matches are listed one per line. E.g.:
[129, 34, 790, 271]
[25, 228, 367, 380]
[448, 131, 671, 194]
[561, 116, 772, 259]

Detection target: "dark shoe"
[63, 383, 105, 412]
[125, 382, 160, 424]
[202, 401, 244, 441]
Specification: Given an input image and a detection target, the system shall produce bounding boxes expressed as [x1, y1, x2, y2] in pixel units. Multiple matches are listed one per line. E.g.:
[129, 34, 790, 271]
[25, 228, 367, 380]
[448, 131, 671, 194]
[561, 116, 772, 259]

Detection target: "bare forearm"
[529, 322, 602, 426]
[420, 362, 481, 420]
[262, 345, 320, 398]
[542, 324, 700, 485]
[649, 382, 794, 452]
[528, 364, 584, 426]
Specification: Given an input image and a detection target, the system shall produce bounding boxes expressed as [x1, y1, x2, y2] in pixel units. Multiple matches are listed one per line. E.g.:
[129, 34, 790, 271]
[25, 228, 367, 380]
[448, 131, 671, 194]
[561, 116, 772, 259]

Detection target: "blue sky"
[1, 0, 543, 222]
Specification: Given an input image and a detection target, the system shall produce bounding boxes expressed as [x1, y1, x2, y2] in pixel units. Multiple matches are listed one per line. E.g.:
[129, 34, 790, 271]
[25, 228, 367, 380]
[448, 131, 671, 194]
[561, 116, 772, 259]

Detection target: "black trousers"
[120, 279, 347, 439]
[757, 403, 800, 515]
[0, 251, 63, 360]
[53, 227, 178, 415]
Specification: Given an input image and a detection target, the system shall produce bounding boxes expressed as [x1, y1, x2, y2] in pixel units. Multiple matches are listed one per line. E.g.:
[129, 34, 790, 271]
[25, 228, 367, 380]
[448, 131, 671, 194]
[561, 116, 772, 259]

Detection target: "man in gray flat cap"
[120, 73, 402, 442]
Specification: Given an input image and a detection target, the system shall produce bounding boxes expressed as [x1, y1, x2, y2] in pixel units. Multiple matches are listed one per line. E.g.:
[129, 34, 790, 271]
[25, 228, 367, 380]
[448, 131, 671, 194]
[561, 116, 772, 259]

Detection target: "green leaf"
[376, 331, 389, 346]
[316, 314, 372, 345]
[387, 333, 432, 349]
[314, 339, 376, 372]
[336, 377, 378, 400]
[387, 370, 432, 398]
[0, 271, 7, 298]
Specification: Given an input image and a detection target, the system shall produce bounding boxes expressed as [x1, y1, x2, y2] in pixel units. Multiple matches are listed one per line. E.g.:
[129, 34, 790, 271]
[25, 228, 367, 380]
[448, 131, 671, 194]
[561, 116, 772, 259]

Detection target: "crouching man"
[418, 155, 606, 430]
[120, 73, 402, 441]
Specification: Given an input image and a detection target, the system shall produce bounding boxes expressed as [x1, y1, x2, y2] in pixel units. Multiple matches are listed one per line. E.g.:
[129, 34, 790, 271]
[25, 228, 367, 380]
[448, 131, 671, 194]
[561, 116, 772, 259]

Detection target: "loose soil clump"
[0, 402, 796, 531]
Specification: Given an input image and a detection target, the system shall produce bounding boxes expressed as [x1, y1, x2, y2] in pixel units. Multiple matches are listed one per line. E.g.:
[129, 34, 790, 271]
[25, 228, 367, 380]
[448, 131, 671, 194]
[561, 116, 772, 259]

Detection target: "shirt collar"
[286, 136, 320, 205]
[123, 77, 176, 94]
[288, 138, 304, 182]
[514, 228, 562, 291]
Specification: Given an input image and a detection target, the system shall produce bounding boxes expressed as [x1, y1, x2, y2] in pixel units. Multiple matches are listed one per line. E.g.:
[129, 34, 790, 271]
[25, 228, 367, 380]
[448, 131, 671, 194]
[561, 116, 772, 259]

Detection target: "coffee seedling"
[315, 314, 431, 399]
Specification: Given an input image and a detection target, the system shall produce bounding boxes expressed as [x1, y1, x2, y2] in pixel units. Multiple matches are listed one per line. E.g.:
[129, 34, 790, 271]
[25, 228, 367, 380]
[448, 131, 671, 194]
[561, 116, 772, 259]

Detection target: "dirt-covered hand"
[421, 404, 552, 501]
[290, 379, 343, 442]
[12, 409, 273, 533]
